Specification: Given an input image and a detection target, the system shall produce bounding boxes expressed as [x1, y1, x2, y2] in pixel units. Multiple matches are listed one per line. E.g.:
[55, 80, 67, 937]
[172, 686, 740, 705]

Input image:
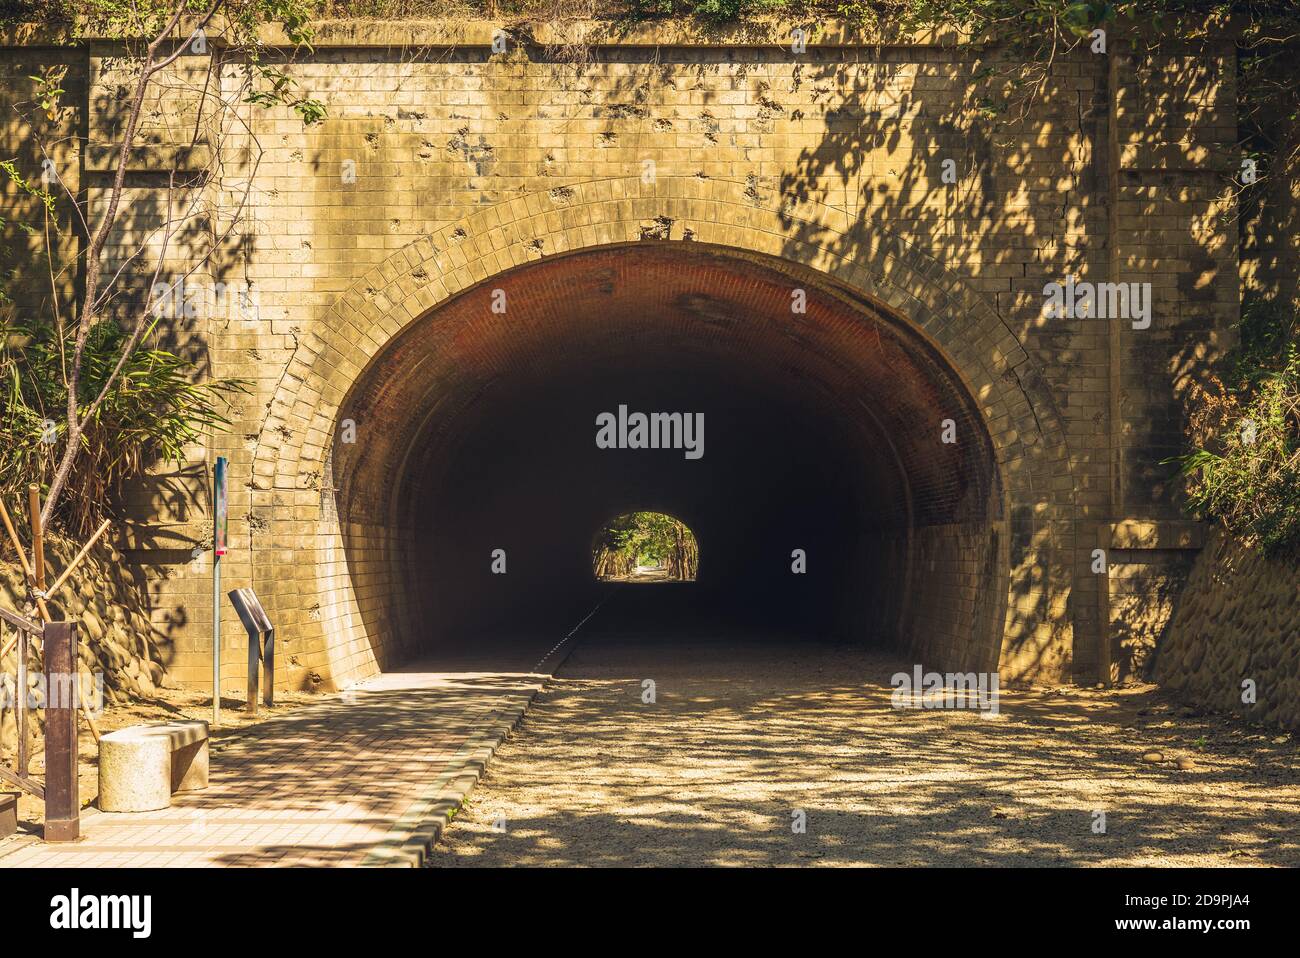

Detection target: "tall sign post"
[212, 456, 228, 726]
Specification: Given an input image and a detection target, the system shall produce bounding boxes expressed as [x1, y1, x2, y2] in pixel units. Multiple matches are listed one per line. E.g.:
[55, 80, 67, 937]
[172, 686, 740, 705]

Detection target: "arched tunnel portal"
[251, 180, 1079, 687]
[329, 242, 1011, 674]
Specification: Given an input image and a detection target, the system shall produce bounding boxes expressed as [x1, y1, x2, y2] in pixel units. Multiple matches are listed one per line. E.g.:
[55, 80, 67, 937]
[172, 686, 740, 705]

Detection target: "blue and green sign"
[213, 456, 228, 557]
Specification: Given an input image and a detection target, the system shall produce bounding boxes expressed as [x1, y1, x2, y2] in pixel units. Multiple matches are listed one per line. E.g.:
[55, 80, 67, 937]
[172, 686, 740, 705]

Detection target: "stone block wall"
[0, 20, 1254, 692]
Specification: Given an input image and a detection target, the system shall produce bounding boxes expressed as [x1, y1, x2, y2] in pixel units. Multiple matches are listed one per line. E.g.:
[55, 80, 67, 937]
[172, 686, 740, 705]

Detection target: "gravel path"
[430, 630, 1300, 867]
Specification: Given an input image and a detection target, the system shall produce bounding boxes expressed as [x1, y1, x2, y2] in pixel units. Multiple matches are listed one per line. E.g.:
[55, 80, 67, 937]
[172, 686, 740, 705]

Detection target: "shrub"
[0, 313, 245, 539]
[1175, 295, 1300, 557]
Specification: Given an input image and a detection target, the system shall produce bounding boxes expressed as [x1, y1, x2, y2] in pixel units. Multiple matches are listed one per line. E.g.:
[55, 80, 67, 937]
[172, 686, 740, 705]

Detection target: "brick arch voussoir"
[254, 176, 1073, 517]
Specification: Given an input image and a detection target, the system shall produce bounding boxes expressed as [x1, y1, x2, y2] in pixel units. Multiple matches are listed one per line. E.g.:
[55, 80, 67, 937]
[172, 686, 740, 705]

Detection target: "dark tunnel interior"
[330, 243, 1005, 672]
[424, 365, 884, 637]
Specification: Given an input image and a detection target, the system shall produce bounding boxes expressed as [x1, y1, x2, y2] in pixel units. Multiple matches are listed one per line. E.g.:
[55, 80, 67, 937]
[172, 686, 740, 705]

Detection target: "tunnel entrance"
[328, 241, 1005, 674]
[593, 511, 700, 583]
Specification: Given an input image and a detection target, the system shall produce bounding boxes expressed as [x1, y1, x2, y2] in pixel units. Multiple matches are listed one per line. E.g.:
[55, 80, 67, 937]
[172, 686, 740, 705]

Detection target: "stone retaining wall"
[0, 539, 168, 755]
[1156, 528, 1300, 729]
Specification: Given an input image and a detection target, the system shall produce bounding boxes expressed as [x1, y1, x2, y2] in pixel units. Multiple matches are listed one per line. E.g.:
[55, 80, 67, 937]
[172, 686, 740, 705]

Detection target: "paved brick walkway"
[0, 665, 545, 867]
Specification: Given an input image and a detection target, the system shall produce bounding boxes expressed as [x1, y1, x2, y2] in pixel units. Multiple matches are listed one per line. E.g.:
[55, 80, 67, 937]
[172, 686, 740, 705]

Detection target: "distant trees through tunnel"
[593, 512, 700, 582]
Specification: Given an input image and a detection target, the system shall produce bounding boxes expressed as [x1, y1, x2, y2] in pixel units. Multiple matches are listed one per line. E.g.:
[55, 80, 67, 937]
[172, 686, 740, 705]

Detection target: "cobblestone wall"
[1156, 528, 1300, 729]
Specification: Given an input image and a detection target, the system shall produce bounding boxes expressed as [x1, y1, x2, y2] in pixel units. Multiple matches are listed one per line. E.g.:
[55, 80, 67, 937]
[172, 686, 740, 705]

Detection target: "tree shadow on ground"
[429, 639, 1300, 867]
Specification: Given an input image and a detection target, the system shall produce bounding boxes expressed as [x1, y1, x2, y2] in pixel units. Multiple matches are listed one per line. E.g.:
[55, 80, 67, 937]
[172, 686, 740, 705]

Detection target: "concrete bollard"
[98, 729, 172, 812]
[98, 721, 210, 813]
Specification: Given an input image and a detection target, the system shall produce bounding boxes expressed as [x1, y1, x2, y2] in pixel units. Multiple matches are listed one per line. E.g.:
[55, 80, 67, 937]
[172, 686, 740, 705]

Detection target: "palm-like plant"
[1, 313, 245, 538]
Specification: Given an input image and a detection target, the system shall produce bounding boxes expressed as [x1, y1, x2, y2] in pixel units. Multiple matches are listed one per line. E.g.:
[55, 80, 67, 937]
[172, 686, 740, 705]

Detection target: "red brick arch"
[251, 176, 1077, 687]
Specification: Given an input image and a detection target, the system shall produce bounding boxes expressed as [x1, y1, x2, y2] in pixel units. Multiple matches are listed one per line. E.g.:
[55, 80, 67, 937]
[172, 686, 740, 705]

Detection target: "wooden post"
[27, 485, 44, 595]
[43, 621, 79, 842]
[15, 629, 27, 779]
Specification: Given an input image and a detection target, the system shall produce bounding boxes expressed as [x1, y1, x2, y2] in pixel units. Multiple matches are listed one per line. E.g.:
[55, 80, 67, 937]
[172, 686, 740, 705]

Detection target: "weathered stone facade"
[1, 20, 1246, 691]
